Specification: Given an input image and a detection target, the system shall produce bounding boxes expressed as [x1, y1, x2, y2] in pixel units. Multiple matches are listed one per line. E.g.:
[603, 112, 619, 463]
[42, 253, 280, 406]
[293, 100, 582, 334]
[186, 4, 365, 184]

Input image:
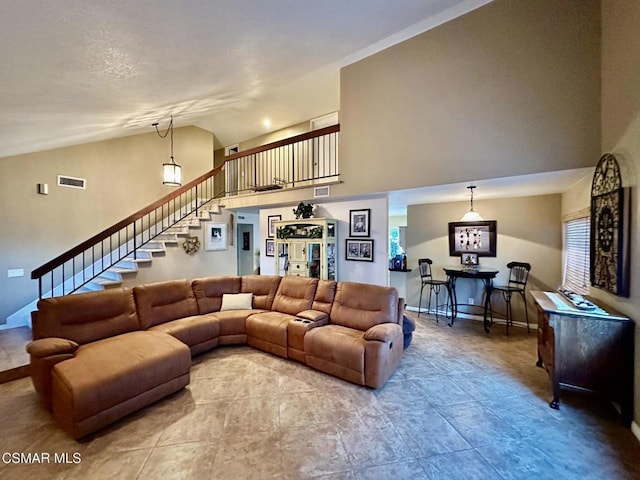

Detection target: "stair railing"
[31, 123, 340, 299]
[31, 166, 223, 299]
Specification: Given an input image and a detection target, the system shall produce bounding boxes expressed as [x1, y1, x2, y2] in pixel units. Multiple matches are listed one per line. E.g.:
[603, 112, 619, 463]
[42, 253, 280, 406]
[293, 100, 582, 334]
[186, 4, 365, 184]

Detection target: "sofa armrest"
[364, 323, 401, 343]
[296, 310, 329, 323]
[27, 338, 78, 412]
[27, 338, 79, 359]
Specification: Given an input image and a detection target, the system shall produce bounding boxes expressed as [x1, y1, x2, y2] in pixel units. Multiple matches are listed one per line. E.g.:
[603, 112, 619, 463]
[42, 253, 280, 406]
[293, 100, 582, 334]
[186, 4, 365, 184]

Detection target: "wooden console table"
[531, 291, 634, 426]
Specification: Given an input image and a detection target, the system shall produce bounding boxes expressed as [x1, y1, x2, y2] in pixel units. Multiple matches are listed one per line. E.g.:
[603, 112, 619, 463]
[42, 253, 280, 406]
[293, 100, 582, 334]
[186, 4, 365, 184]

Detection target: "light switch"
[8, 269, 24, 278]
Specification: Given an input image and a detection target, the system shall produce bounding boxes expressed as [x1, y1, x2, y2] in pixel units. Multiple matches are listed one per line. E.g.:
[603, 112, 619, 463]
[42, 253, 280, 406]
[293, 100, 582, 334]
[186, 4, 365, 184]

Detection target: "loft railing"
[224, 124, 339, 195]
[31, 124, 340, 299]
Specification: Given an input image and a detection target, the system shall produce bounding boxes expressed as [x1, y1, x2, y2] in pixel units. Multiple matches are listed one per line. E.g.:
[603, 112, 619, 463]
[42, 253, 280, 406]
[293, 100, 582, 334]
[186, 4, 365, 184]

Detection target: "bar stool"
[491, 261, 531, 335]
[417, 258, 451, 322]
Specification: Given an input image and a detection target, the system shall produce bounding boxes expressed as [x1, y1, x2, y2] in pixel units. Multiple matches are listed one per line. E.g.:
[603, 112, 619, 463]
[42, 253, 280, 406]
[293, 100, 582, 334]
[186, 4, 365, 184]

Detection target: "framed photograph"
[448, 221, 496, 257]
[461, 253, 479, 266]
[205, 222, 227, 251]
[265, 238, 275, 257]
[267, 215, 281, 238]
[349, 209, 370, 237]
[345, 238, 374, 262]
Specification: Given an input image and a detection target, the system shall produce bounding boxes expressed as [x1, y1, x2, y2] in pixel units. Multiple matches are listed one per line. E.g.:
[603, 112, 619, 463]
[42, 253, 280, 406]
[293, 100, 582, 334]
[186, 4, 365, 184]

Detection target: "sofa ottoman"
[51, 330, 190, 439]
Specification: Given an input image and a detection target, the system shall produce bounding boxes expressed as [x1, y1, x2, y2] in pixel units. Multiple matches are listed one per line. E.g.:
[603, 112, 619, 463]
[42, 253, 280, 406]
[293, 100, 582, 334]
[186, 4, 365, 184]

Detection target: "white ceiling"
[0, 0, 492, 159]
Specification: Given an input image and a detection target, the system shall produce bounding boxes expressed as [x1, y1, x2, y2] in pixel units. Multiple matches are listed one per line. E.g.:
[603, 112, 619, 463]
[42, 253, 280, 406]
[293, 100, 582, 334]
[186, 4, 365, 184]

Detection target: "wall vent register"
[57, 175, 86, 189]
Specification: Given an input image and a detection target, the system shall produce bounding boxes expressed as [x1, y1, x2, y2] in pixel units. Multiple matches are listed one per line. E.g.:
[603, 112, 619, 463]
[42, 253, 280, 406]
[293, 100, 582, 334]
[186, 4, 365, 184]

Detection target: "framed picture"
[267, 215, 281, 238]
[205, 222, 227, 251]
[448, 220, 497, 257]
[265, 238, 275, 257]
[461, 253, 479, 266]
[349, 209, 370, 237]
[345, 238, 374, 262]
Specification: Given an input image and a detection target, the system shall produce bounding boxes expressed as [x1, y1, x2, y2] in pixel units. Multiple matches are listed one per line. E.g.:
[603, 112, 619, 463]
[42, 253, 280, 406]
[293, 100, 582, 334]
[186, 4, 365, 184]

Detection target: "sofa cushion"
[34, 288, 139, 344]
[148, 314, 220, 348]
[311, 280, 337, 314]
[304, 325, 366, 383]
[51, 331, 190, 427]
[192, 276, 242, 314]
[221, 293, 253, 311]
[241, 275, 281, 310]
[134, 279, 198, 329]
[246, 311, 295, 347]
[213, 309, 264, 336]
[330, 282, 399, 331]
[271, 276, 318, 316]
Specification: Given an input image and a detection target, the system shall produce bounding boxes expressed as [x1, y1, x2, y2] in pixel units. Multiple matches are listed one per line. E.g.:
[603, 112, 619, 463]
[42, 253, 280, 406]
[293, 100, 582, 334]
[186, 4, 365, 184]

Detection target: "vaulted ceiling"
[0, 0, 491, 159]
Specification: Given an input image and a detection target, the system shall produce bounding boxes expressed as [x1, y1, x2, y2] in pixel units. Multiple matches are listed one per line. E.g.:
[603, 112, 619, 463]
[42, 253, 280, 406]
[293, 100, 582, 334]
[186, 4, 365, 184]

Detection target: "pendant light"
[153, 115, 182, 186]
[460, 185, 483, 222]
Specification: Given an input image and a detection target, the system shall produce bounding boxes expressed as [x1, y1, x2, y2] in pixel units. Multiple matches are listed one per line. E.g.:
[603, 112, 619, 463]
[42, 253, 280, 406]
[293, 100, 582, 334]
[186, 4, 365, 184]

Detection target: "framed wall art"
[349, 209, 370, 237]
[205, 222, 228, 251]
[267, 214, 281, 238]
[590, 153, 631, 297]
[265, 238, 275, 257]
[345, 238, 374, 262]
[448, 220, 497, 257]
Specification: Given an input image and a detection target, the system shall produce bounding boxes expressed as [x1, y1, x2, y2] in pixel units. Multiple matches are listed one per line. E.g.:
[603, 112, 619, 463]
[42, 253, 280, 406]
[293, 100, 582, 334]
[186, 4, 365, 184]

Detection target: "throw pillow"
[220, 293, 253, 311]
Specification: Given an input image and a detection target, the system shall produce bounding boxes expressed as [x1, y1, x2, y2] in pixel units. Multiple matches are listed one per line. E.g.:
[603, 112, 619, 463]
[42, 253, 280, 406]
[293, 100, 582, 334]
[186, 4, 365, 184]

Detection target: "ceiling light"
[263, 118, 271, 129]
[153, 115, 182, 187]
[460, 185, 483, 222]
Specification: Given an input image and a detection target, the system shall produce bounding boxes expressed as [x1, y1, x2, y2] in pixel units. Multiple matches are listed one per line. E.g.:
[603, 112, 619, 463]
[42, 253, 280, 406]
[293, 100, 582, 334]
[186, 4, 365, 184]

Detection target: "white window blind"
[562, 216, 590, 294]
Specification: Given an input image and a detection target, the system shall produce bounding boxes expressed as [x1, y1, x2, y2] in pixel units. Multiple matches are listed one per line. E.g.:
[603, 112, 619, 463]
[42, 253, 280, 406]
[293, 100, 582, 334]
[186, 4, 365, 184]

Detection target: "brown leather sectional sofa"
[27, 275, 404, 439]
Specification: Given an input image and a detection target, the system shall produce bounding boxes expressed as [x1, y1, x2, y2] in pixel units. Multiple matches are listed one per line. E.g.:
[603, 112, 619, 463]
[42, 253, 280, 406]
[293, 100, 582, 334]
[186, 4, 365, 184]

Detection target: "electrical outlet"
[468, 297, 475, 305]
[8, 269, 24, 278]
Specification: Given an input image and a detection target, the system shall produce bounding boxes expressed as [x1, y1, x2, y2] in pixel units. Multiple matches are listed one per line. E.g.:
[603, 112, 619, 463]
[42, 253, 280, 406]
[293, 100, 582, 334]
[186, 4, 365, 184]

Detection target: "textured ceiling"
[0, 0, 491, 158]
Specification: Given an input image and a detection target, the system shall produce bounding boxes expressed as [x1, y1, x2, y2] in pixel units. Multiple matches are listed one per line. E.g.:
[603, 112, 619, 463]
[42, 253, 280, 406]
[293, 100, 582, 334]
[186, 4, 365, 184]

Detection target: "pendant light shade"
[460, 185, 483, 222]
[154, 115, 182, 187]
[163, 157, 182, 186]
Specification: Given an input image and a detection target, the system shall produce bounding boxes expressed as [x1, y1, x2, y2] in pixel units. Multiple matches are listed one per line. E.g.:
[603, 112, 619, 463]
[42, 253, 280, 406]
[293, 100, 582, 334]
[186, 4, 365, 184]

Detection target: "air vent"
[57, 175, 86, 189]
[314, 186, 330, 198]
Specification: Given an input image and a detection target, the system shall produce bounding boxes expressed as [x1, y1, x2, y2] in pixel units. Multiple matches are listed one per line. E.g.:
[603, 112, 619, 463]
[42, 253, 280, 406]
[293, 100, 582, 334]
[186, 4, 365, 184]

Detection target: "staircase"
[76, 202, 222, 293]
[14, 124, 340, 321]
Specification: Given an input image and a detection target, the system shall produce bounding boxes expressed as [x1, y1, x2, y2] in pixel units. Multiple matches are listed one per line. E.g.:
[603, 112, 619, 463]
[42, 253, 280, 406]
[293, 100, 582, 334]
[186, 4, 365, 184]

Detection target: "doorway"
[237, 224, 255, 275]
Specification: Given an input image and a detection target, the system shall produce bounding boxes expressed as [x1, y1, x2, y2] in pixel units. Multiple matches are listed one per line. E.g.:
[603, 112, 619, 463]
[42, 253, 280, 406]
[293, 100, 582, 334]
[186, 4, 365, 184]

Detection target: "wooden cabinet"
[531, 291, 634, 426]
[274, 218, 337, 281]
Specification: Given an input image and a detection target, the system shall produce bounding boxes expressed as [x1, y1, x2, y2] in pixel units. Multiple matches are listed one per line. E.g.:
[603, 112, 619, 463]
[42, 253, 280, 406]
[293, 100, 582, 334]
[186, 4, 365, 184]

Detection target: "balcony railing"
[224, 124, 339, 195]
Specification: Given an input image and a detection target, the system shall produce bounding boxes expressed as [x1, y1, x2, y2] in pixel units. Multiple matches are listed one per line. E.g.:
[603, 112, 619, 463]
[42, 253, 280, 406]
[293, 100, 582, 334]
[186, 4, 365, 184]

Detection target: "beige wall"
[406, 194, 562, 321]
[337, 0, 600, 197]
[598, 0, 640, 427]
[0, 126, 214, 324]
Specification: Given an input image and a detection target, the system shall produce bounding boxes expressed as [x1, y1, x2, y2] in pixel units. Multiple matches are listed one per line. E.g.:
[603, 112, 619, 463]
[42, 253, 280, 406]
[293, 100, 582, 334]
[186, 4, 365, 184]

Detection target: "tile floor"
[1, 313, 639, 479]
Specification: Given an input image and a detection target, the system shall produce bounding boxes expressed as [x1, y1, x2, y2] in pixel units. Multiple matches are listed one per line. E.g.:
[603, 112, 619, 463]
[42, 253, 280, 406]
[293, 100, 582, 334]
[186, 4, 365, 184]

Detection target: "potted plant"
[293, 202, 314, 219]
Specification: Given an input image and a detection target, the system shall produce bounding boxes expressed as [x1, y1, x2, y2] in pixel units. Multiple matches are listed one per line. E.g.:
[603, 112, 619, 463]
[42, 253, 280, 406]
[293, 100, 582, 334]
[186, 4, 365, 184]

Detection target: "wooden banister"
[223, 124, 339, 161]
[31, 165, 223, 280]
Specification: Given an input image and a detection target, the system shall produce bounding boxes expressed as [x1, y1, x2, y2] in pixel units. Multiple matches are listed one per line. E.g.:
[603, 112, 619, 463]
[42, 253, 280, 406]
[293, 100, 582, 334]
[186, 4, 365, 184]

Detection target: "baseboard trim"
[0, 364, 29, 384]
[405, 305, 538, 330]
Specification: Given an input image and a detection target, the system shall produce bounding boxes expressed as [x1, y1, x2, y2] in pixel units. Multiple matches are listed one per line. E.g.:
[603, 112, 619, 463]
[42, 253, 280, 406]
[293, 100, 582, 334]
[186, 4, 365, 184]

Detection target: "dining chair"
[418, 258, 451, 322]
[492, 261, 531, 334]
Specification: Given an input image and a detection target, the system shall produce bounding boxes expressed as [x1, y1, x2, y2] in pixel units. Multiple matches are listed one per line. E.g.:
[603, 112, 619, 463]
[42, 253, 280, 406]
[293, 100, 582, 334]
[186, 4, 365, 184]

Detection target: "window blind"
[563, 216, 590, 294]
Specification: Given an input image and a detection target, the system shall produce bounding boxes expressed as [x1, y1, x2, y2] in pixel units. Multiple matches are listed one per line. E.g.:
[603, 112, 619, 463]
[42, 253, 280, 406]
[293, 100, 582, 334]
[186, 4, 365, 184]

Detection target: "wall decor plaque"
[590, 153, 630, 297]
